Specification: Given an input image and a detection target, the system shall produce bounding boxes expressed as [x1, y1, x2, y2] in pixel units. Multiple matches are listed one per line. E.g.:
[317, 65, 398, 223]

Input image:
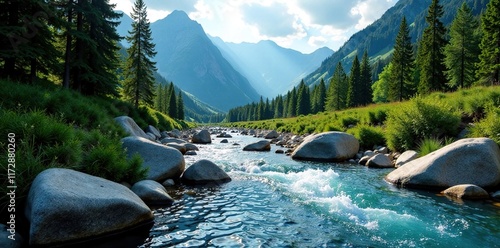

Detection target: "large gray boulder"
[122, 136, 185, 181]
[395, 150, 419, 168]
[291, 131, 359, 162]
[182, 160, 231, 185]
[442, 184, 489, 200]
[25, 168, 153, 247]
[243, 140, 271, 151]
[191, 130, 212, 144]
[386, 138, 500, 189]
[146, 125, 161, 139]
[131, 180, 174, 206]
[366, 154, 393, 168]
[114, 116, 151, 140]
[264, 130, 279, 139]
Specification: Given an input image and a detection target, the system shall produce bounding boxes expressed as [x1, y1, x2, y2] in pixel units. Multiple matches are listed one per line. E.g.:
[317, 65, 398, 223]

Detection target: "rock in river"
[385, 138, 500, 189]
[131, 180, 174, 206]
[191, 130, 212, 144]
[243, 140, 271, 151]
[291, 131, 359, 162]
[114, 116, 152, 140]
[182, 159, 231, 185]
[25, 168, 153, 247]
[442, 184, 489, 200]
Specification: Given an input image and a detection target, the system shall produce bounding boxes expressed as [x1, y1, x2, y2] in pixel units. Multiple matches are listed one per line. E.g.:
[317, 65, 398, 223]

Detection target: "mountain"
[210, 37, 333, 97]
[148, 10, 260, 111]
[304, 0, 489, 86]
[115, 11, 132, 47]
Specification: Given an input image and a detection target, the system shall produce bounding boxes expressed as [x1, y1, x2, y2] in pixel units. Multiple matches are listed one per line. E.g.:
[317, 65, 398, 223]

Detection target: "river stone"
[192, 130, 212, 144]
[165, 143, 187, 155]
[182, 159, 231, 185]
[385, 138, 500, 189]
[442, 184, 490, 200]
[0, 224, 23, 248]
[291, 131, 359, 162]
[358, 155, 373, 165]
[114, 116, 151, 140]
[131, 180, 174, 206]
[168, 129, 182, 138]
[221, 139, 229, 143]
[395, 150, 419, 168]
[160, 137, 186, 144]
[264, 130, 279, 139]
[366, 154, 393, 168]
[146, 125, 161, 139]
[25, 168, 153, 247]
[243, 140, 271, 151]
[122, 136, 185, 181]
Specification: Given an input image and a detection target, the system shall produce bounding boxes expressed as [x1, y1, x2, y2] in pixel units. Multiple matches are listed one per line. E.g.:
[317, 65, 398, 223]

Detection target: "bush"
[417, 137, 443, 156]
[348, 125, 385, 149]
[469, 106, 500, 145]
[368, 109, 387, 125]
[385, 98, 461, 151]
[341, 116, 359, 128]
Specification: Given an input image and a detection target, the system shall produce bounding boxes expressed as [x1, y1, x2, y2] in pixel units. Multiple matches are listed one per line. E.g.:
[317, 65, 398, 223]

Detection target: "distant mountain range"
[210, 37, 332, 98]
[303, 0, 489, 86]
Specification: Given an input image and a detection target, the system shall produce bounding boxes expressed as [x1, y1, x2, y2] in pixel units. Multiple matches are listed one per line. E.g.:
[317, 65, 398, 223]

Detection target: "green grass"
[225, 86, 500, 151]
[0, 79, 195, 214]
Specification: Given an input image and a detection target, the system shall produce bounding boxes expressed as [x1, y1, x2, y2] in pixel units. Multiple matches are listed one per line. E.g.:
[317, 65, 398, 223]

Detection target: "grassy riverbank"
[0, 79, 194, 214]
[226, 86, 500, 152]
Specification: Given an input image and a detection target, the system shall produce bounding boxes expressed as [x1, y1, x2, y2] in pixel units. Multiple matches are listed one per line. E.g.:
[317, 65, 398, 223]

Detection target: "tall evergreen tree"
[476, 0, 500, 85]
[286, 88, 297, 117]
[123, 0, 157, 108]
[167, 82, 177, 118]
[311, 78, 327, 113]
[326, 62, 348, 111]
[444, 3, 481, 89]
[296, 80, 311, 116]
[274, 95, 284, 118]
[360, 51, 373, 105]
[347, 55, 361, 107]
[416, 0, 448, 94]
[176, 91, 184, 120]
[389, 17, 415, 101]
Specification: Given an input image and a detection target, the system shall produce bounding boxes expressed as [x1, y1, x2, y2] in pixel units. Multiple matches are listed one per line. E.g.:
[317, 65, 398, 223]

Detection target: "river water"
[141, 134, 500, 247]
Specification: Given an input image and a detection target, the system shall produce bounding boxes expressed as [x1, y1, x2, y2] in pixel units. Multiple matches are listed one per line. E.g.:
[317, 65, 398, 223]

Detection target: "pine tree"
[389, 17, 415, 101]
[123, 0, 157, 108]
[296, 80, 311, 116]
[326, 62, 348, 111]
[372, 63, 393, 103]
[476, 0, 500, 85]
[167, 82, 177, 118]
[444, 3, 480, 89]
[287, 88, 297, 117]
[154, 83, 164, 112]
[274, 95, 284, 118]
[176, 91, 184, 120]
[360, 51, 373, 105]
[416, 0, 448, 94]
[311, 78, 326, 113]
[347, 55, 361, 107]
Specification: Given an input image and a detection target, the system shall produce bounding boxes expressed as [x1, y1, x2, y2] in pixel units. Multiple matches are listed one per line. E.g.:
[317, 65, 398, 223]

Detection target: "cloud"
[353, 0, 397, 29]
[240, 2, 298, 37]
[295, 0, 359, 29]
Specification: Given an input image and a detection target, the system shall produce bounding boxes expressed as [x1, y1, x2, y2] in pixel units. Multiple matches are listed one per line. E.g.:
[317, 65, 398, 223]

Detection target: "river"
[140, 133, 500, 247]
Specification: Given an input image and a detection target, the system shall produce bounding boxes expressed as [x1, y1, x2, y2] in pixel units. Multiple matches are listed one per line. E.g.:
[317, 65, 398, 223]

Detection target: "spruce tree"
[360, 51, 373, 105]
[389, 17, 415, 101]
[326, 62, 348, 111]
[444, 3, 480, 89]
[123, 0, 157, 108]
[176, 91, 184, 120]
[167, 82, 177, 118]
[287, 88, 297, 117]
[347, 55, 361, 107]
[296, 80, 311, 116]
[274, 95, 284, 118]
[416, 0, 448, 94]
[312, 78, 326, 113]
[476, 0, 500, 85]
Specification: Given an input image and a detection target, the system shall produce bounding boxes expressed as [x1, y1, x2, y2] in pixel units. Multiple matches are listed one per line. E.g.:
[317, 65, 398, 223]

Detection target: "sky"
[110, 0, 399, 54]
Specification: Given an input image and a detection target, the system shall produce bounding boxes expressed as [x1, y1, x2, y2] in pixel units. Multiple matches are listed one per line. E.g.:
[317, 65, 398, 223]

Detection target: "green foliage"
[417, 137, 444, 156]
[385, 98, 461, 151]
[326, 62, 348, 111]
[341, 116, 359, 128]
[469, 106, 500, 144]
[348, 125, 386, 149]
[389, 17, 415, 102]
[372, 63, 392, 103]
[476, 0, 500, 86]
[368, 109, 388, 125]
[347, 55, 362, 107]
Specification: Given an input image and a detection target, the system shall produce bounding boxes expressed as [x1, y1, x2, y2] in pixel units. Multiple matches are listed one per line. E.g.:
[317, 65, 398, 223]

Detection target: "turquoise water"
[142, 134, 500, 247]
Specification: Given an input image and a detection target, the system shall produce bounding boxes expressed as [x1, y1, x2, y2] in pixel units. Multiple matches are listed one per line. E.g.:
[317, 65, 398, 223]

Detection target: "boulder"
[146, 125, 161, 139]
[162, 179, 175, 187]
[377, 147, 389, 154]
[122, 136, 185, 181]
[366, 154, 393, 168]
[220, 139, 229, 143]
[168, 129, 182, 138]
[385, 138, 500, 189]
[358, 155, 373, 166]
[442, 184, 489, 200]
[264, 130, 279, 139]
[291, 131, 359, 162]
[184, 143, 199, 151]
[191, 130, 212, 144]
[395, 150, 419, 168]
[217, 132, 232, 138]
[160, 137, 186, 144]
[182, 160, 231, 185]
[25, 168, 153, 247]
[0, 224, 23, 248]
[243, 140, 271, 152]
[165, 143, 187, 155]
[185, 150, 197, 156]
[114, 116, 151, 140]
[276, 149, 285, 154]
[131, 180, 174, 206]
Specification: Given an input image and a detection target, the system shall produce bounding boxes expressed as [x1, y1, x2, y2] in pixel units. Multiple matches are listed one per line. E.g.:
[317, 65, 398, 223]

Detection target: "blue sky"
[111, 0, 398, 53]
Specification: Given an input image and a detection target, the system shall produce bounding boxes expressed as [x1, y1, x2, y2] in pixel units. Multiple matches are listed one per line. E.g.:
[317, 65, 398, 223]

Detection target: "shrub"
[469, 106, 500, 145]
[341, 116, 359, 128]
[368, 109, 387, 125]
[417, 137, 443, 156]
[348, 125, 386, 149]
[385, 98, 461, 151]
